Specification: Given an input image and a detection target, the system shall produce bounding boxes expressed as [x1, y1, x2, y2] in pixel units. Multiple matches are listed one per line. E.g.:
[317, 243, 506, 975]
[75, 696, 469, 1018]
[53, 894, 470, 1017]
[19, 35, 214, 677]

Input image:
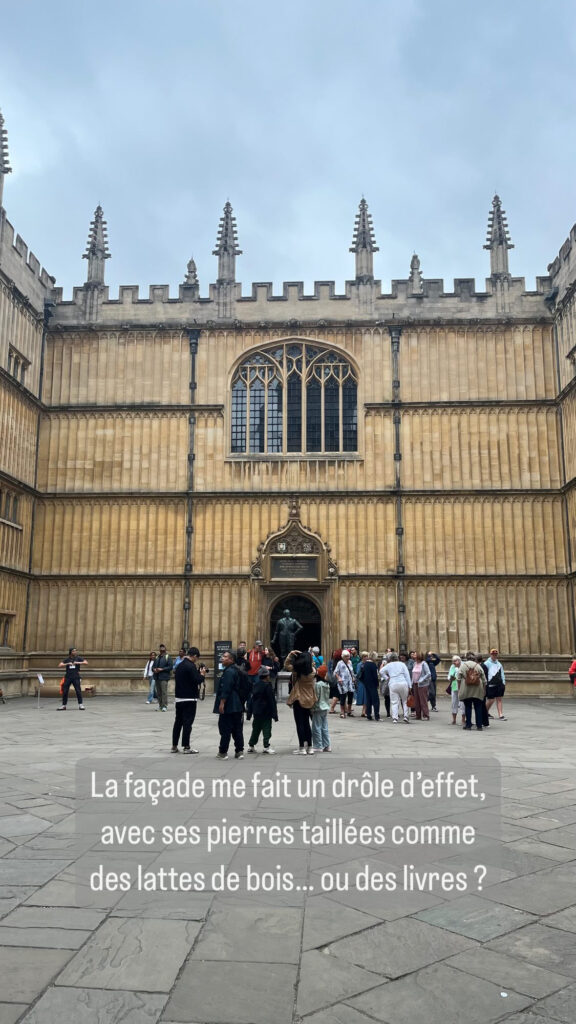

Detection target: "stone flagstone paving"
[0, 694, 575, 1022]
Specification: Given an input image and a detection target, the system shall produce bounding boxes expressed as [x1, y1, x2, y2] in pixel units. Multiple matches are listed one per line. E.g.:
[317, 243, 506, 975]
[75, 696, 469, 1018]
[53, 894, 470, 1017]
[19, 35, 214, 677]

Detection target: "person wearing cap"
[484, 648, 506, 720]
[246, 665, 278, 753]
[247, 639, 265, 677]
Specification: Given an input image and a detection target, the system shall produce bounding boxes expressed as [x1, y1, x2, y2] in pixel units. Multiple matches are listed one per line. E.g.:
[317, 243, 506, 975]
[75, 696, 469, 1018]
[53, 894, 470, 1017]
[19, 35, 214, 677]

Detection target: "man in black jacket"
[213, 651, 246, 760]
[172, 646, 203, 753]
[426, 652, 441, 712]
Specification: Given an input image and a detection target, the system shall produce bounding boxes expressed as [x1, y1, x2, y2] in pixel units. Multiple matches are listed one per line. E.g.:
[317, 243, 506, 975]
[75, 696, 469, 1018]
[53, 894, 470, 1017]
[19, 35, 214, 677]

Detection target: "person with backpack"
[246, 665, 278, 753]
[457, 651, 487, 731]
[285, 649, 317, 755]
[213, 650, 247, 760]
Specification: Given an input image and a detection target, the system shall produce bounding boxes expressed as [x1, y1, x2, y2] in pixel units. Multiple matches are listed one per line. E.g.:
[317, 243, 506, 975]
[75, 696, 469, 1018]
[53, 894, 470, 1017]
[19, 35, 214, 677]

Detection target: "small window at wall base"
[0, 490, 20, 525]
[0, 614, 12, 647]
[7, 346, 30, 386]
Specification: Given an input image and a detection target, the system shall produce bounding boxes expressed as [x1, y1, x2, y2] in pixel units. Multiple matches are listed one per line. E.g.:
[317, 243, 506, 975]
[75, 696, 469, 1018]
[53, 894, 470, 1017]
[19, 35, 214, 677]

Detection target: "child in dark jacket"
[246, 666, 278, 753]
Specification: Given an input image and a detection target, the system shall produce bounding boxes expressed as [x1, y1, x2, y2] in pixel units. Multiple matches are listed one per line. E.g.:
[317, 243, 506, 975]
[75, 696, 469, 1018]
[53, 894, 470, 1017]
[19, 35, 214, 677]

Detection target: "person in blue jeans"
[144, 651, 156, 704]
[312, 666, 331, 751]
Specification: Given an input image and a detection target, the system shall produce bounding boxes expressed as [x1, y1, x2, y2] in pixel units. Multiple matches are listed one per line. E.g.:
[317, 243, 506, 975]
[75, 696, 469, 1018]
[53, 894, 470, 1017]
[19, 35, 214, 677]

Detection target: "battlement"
[0, 209, 55, 312]
[50, 271, 553, 327]
[548, 223, 576, 303]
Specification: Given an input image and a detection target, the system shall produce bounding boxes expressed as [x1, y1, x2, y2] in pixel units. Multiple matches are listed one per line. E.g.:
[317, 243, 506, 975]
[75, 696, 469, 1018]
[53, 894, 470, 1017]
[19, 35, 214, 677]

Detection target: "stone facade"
[1, 112, 575, 695]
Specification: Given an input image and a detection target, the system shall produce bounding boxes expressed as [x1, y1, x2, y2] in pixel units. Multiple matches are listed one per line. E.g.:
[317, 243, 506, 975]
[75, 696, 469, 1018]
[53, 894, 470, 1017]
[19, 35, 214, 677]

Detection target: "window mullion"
[246, 382, 251, 454]
[302, 366, 307, 454]
[283, 350, 287, 454]
[339, 374, 344, 450]
[320, 377, 325, 452]
[264, 376, 269, 453]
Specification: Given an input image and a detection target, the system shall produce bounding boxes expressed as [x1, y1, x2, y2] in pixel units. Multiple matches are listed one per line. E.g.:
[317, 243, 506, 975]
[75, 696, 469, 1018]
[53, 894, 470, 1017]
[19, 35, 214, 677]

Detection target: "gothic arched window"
[231, 343, 357, 454]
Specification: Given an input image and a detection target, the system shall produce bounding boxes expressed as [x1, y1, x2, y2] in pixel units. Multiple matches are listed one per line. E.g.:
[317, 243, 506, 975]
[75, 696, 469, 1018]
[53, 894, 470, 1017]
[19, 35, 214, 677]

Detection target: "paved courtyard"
[0, 693, 575, 1023]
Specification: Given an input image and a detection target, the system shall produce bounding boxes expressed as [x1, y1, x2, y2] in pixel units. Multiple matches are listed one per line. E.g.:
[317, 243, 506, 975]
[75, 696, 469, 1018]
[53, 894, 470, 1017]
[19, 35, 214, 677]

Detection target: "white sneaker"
[306, 748, 315, 755]
[216, 752, 229, 760]
[78, 705, 85, 710]
[56, 705, 66, 711]
[262, 747, 275, 754]
[247, 746, 256, 753]
[293, 748, 306, 755]
[403, 717, 410, 723]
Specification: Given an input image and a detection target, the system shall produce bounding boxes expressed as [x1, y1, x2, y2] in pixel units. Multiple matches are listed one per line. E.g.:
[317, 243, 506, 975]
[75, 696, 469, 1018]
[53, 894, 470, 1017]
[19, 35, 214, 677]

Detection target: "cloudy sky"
[1, 0, 575, 297]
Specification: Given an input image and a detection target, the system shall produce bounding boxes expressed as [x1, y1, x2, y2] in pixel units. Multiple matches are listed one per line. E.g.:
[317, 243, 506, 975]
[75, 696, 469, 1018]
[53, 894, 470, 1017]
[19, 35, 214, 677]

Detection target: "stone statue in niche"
[272, 608, 303, 665]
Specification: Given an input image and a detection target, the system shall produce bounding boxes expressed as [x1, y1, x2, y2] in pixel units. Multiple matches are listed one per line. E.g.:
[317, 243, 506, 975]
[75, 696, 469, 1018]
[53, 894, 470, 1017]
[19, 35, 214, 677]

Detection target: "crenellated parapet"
[0, 209, 55, 313]
[548, 223, 576, 307]
[50, 270, 553, 327]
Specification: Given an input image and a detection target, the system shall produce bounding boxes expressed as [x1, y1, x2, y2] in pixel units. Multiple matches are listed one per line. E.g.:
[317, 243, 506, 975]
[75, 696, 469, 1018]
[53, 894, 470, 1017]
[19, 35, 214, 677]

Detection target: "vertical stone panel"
[404, 580, 570, 655]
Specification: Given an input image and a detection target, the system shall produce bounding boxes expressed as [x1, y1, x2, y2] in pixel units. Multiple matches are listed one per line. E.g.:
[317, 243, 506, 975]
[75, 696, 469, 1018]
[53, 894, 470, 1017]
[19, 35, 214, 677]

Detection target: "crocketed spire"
[82, 205, 111, 285]
[350, 198, 378, 282]
[213, 201, 242, 282]
[484, 194, 514, 276]
[0, 109, 12, 207]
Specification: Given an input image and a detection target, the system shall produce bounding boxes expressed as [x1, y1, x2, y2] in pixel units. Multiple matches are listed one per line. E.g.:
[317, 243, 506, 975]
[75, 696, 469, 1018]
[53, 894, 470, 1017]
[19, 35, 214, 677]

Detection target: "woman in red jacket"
[569, 658, 576, 686]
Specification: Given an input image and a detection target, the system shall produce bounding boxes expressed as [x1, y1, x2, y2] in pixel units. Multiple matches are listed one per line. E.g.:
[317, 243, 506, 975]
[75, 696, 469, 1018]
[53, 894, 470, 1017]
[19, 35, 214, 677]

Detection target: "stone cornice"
[49, 313, 555, 332]
[30, 571, 571, 583]
[365, 399, 558, 411]
[44, 403, 224, 415]
[35, 488, 564, 501]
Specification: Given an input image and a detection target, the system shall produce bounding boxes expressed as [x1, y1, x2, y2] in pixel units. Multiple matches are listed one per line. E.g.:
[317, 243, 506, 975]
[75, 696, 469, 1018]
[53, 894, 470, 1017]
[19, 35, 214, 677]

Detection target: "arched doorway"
[270, 596, 321, 658]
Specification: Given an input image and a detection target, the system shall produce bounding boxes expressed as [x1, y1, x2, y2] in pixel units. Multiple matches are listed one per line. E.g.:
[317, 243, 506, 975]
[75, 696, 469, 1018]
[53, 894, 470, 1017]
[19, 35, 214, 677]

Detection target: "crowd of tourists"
[133, 640, 508, 759]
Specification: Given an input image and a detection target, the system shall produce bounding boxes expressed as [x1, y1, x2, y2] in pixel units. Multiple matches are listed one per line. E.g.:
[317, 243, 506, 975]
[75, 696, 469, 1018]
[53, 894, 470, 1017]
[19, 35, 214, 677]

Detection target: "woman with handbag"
[285, 649, 317, 755]
[411, 652, 431, 721]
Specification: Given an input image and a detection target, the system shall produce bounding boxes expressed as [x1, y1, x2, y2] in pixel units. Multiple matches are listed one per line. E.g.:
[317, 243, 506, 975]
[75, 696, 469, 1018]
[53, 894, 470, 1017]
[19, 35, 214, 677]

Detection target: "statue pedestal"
[276, 671, 292, 702]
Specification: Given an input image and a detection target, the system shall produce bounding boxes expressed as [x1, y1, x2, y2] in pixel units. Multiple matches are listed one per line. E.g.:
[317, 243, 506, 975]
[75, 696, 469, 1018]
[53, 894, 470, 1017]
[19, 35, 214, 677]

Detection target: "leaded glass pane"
[306, 380, 321, 451]
[249, 380, 265, 453]
[324, 378, 339, 452]
[287, 375, 302, 451]
[343, 379, 357, 451]
[268, 380, 283, 453]
[231, 379, 246, 452]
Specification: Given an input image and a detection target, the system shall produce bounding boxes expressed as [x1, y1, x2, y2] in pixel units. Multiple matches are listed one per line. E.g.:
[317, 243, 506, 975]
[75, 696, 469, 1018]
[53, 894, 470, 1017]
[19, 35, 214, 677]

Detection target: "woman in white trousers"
[381, 654, 412, 723]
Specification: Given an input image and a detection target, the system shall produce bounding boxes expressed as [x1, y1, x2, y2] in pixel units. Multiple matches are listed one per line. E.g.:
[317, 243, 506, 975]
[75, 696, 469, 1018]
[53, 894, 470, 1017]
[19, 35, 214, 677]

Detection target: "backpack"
[465, 664, 480, 686]
[233, 668, 253, 706]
